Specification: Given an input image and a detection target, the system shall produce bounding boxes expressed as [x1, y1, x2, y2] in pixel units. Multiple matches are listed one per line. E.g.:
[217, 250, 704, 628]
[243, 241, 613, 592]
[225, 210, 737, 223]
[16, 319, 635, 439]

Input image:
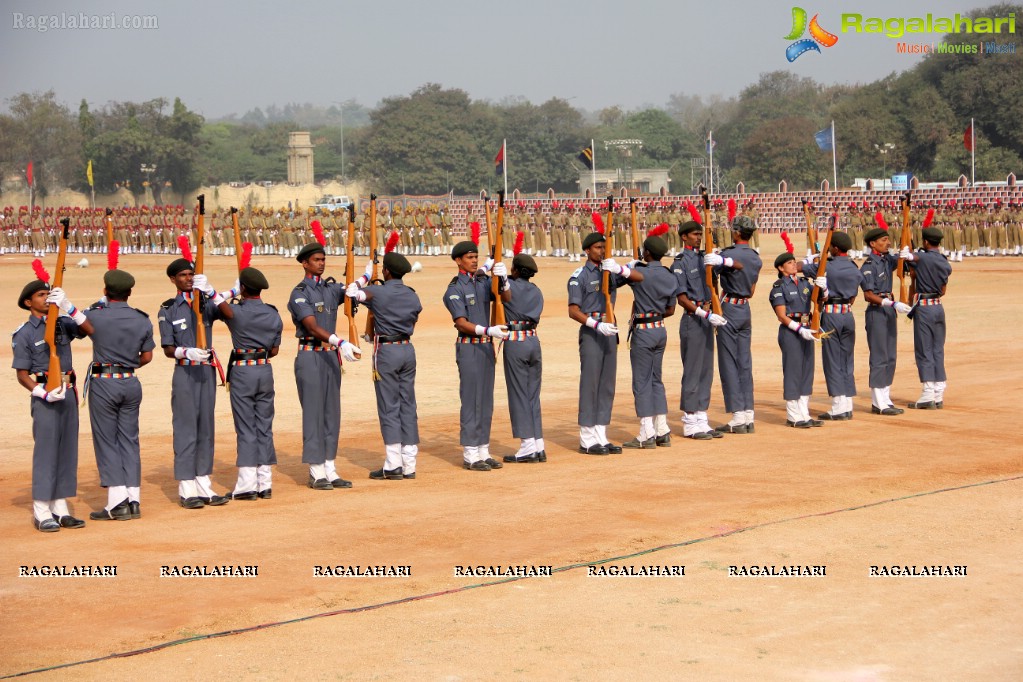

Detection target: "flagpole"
[591, 138, 596, 197]
[831, 120, 838, 190]
[502, 139, 508, 197]
[970, 118, 975, 186]
[708, 131, 714, 195]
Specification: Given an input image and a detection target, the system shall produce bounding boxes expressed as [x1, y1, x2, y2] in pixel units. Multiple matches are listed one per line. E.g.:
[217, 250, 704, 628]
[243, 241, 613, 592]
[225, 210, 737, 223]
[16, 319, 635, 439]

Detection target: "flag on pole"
[815, 127, 834, 151]
[494, 144, 505, 177]
[26, 161, 33, 187]
[87, 160, 94, 188]
[705, 132, 716, 154]
[963, 122, 974, 152]
[578, 145, 594, 170]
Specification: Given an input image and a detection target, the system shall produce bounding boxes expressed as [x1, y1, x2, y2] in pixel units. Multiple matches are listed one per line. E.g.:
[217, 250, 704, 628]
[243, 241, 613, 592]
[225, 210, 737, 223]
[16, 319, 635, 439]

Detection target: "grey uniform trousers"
[630, 327, 667, 418]
[503, 337, 543, 439]
[31, 391, 79, 500]
[171, 364, 217, 480]
[88, 376, 143, 488]
[821, 311, 857, 397]
[864, 304, 898, 388]
[912, 306, 947, 382]
[229, 365, 277, 468]
[578, 327, 617, 427]
[777, 326, 814, 400]
[295, 350, 341, 464]
[679, 314, 714, 413]
[456, 342, 495, 446]
[717, 301, 754, 413]
[374, 343, 419, 445]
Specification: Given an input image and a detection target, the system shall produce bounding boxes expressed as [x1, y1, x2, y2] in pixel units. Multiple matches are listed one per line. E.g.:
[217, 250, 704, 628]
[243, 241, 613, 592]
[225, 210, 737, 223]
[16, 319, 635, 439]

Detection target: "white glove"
[486, 325, 509, 340]
[899, 246, 915, 261]
[221, 279, 241, 299]
[362, 261, 373, 282]
[703, 253, 724, 267]
[626, 259, 640, 270]
[803, 254, 819, 265]
[708, 314, 728, 327]
[793, 323, 817, 341]
[894, 301, 912, 315]
[595, 322, 619, 336]
[480, 257, 494, 273]
[492, 261, 507, 278]
[814, 276, 828, 291]
[46, 287, 73, 313]
[339, 340, 361, 362]
[601, 258, 623, 274]
[345, 282, 366, 301]
[192, 274, 215, 296]
[32, 384, 66, 402]
[175, 346, 210, 362]
[328, 333, 342, 347]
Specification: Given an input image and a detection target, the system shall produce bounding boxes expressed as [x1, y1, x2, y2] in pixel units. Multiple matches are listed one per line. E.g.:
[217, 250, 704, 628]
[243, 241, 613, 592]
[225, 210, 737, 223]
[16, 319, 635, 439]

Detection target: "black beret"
[731, 216, 756, 232]
[512, 253, 538, 273]
[830, 231, 852, 252]
[922, 227, 944, 243]
[451, 240, 478, 259]
[239, 267, 269, 291]
[383, 252, 412, 276]
[166, 258, 193, 277]
[582, 232, 605, 250]
[678, 220, 702, 236]
[104, 269, 136, 291]
[863, 227, 888, 244]
[18, 280, 49, 310]
[774, 252, 796, 269]
[296, 242, 325, 262]
[643, 236, 668, 260]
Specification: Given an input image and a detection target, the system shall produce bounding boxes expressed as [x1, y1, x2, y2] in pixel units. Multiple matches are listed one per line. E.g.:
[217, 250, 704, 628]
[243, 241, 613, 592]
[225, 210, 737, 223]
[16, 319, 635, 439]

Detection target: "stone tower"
[287, 132, 314, 184]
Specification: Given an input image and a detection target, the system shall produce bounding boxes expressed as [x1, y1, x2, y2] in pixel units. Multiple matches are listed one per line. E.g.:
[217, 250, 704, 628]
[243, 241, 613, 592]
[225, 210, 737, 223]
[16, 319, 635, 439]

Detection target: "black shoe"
[463, 460, 491, 471]
[53, 514, 86, 529]
[369, 467, 405, 480]
[871, 405, 902, 416]
[536, 450, 547, 462]
[91, 500, 131, 520]
[330, 477, 353, 489]
[34, 517, 60, 532]
[684, 431, 714, 440]
[746, 423, 755, 434]
[578, 444, 609, 455]
[717, 424, 750, 434]
[603, 443, 623, 454]
[655, 434, 671, 447]
[483, 457, 504, 469]
[200, 495, 230, 507]
[808, 419, 824, 427]
[403, 472, 416, 480]
[935, 401, 943, 409]
[622, 437, 656, 449]
[128, 501, 141, 519]
[708, 429, 724, 439]
[817, 412, 852, 421]
[257, 489, 272, 499]
[231, 491, 259, 500]
[502, 453, 540, 463]
[907, 401, 937, 410]
[308, 476, 333, 490]
[179, 496, 204, 509]
[786, 420, 812, 428]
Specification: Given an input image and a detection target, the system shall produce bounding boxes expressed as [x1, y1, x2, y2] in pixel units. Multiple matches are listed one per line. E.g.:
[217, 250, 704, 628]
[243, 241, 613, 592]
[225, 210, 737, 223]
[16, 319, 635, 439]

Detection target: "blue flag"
[815, 127, 833, 151]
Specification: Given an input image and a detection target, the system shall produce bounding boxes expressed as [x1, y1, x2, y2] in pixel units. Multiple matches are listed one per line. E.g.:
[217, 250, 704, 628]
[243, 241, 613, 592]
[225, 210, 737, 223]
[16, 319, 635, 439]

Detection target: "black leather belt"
[90, 363, 134, 375]
[506, 321, 537, 332]
[827, 297, 852, 304]
[376, 333, 411, 343]
[916, 293, 941, 300]
[32, 371, 77, 386]
[230, 349, 269, 362]
[632, 314, 663, 323]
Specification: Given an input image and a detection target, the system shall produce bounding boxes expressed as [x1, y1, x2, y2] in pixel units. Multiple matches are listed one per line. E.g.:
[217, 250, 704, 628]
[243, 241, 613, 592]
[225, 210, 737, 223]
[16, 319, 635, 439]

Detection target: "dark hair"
[514, 267, 536, 280]
[106, 288, 131, 301]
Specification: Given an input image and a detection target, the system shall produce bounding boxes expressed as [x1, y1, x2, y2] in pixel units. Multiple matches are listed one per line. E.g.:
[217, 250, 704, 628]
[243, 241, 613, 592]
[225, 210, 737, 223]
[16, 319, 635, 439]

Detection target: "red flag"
[963, 123, 974, 152]
[494, 144, 505, 177]
[26, 161, 33, 187]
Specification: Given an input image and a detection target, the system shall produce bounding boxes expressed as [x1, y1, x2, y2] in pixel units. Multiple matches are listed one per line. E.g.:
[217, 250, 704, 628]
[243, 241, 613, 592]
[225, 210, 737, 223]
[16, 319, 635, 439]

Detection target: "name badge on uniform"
[172, 317, 187, 330]
[589, 280, 600, 292]
[315, 302, 325, 313]
[34, 339, 46, 346]
[466, 294, 476, 306]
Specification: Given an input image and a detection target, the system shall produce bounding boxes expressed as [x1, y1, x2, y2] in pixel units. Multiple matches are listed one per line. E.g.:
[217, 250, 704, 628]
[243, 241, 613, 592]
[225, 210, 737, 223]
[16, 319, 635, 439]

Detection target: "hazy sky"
[1, 0, 1011, 117]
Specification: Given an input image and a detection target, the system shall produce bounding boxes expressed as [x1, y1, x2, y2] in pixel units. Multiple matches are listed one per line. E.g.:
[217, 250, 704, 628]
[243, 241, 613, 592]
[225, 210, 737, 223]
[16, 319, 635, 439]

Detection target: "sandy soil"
[0, 236, 1020, 681]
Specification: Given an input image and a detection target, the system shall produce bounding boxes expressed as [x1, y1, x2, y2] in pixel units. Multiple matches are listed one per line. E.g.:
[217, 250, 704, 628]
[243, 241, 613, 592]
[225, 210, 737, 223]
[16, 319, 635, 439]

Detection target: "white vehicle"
[312, 195, 352, 212]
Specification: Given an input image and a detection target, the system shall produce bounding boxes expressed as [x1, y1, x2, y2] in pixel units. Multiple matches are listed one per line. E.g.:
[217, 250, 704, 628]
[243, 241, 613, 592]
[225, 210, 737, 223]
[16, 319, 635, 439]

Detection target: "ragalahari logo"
[785, 7, 839, 61]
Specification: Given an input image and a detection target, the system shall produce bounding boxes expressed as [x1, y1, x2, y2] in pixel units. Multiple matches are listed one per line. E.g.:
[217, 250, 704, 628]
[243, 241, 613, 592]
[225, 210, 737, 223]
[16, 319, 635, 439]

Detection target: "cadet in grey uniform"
[221, 267, 283, 499]
[13, 280, 90, 531]
[860, 228, 914, 415]
[622, 236, 677, 448]
[288, 242, 362, 490]
[82, 269, 155, 520]
[568, 231, 643, 454]
[802, 231, 865, 420]
[346, 251, 422, 478]
[671, 221, 727, 439]
[768, 252, 822, 428]
[442, 240, 510, 471]
[705, 217, 763, 433]
[159, 259, 233, 509]
[903, 227, 953, 409]
[500, 253, 546, 463]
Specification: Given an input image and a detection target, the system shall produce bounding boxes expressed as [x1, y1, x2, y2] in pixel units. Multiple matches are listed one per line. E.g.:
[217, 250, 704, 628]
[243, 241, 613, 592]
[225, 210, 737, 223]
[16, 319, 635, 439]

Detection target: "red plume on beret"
[513, 231, 525, 255]
[310, 220, 327, 247]
[239, 242, 253, 270]
[780, 231, 795, 254]
[922, 208, 936, 229]
[647, 222, 670, 238]
[385, 230, 400, 254]
[874, 212, 889, 231]
[685, 202, 703, 224]
[108, 240, 120, 270]
[727, 198, 737, 223]
[31, 259, 51, 283]
[470, 221, 481, 245]
[178, 236, 193, 262]
[591, 212, 605, 234]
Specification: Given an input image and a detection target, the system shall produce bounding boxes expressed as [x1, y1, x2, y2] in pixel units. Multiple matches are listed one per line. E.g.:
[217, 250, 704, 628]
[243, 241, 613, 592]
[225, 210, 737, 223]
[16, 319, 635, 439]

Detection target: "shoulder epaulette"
[771, 279, 783, 288]
[11, 322, 26, 335]
[134, 308, 149, 318]
[448, 276, 459, 286]
[160, 298, 175, 309]
[570, 266, 583, 278]
[265, 303, 278, 311]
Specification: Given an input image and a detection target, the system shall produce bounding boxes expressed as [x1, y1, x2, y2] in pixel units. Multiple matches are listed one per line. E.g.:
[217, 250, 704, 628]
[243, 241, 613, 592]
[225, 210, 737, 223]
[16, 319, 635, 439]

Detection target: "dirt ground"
[1, 236, 1020, 681]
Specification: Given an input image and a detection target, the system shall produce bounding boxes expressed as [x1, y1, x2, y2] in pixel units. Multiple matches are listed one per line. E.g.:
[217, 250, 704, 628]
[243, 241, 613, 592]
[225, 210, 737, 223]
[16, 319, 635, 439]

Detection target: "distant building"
[288, 132, 314, 184]
[577, 168, 671, 195]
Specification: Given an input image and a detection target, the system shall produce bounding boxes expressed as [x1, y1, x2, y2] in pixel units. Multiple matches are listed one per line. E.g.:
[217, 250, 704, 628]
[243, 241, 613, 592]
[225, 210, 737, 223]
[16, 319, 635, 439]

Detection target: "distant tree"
[0, 90, 83, 196]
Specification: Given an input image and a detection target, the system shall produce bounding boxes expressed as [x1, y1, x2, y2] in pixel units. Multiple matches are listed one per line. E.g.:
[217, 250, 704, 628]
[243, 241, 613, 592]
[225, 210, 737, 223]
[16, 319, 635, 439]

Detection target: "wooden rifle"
[602, 195, 616, 325]
[896, 192, 912, 304]
[809, 213, 838, 338]
[231, 207, 243, 271]
[44, 218, 71, 391]
[630, 197, 640, 261]
[344, 203, 359, 346]
[364, 195, 379, 340]
[490, 191, 506, 326]
[700, 187, 723, 317]
[104, 208, 114, 247]
[801, 199, 818, 254]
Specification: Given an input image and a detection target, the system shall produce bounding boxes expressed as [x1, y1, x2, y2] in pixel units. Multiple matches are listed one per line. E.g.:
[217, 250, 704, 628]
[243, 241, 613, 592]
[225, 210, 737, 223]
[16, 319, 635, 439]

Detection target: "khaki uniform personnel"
[568, 207, 583, 261]
[850, 209, 865, 258]
[551, 207, 566, 257]
[666, 206, 682, 254]
[534, 206, 549, 256]
[502, 208, 516, 256]
[426, 207, 441, 256]
[390, 209, 405, 254]
[441, 208, 453, 249]
[949, 207, 965, 259]
[352, 209, 366, 256]
[613, 208, 628, 257]
[520, 209, 535, 255]
[222, 208, 236, 257]
[402, 209, 416, 254]
[377, 207, 389, 254]
[962, 206, 979, 256]
[1008, 204, 1023, 254]
[746, 204, 762, 252]
[991, 205, 1009, 255]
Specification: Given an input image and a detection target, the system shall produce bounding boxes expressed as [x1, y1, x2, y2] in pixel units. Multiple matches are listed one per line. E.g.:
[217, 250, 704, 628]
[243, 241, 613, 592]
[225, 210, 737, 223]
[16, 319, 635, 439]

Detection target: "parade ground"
[1, 235, 1020, 680]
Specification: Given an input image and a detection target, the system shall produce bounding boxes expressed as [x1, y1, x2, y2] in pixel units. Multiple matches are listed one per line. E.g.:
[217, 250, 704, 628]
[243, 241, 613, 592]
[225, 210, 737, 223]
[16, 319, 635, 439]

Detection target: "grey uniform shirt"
[768, 275, 813, 315]
[717, 243, 762, 297]
[567, 260, 625, 314]
[365, 279, 422, 337]
[860, 251, 899, 296]
[288, 276, 344, 338]
[12, 314, 83, 374]
[629, 262, 677, 314]
[443, 272, 493, 328]
[672, 247, 711, 303]
[158, 294, 222, 349]
[224, 298, 283, 350]
[805, 257, 864, 300]
[504, 278, 543, 324]
[909, 250, 952, 294]
[85, 301, 155, 366]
